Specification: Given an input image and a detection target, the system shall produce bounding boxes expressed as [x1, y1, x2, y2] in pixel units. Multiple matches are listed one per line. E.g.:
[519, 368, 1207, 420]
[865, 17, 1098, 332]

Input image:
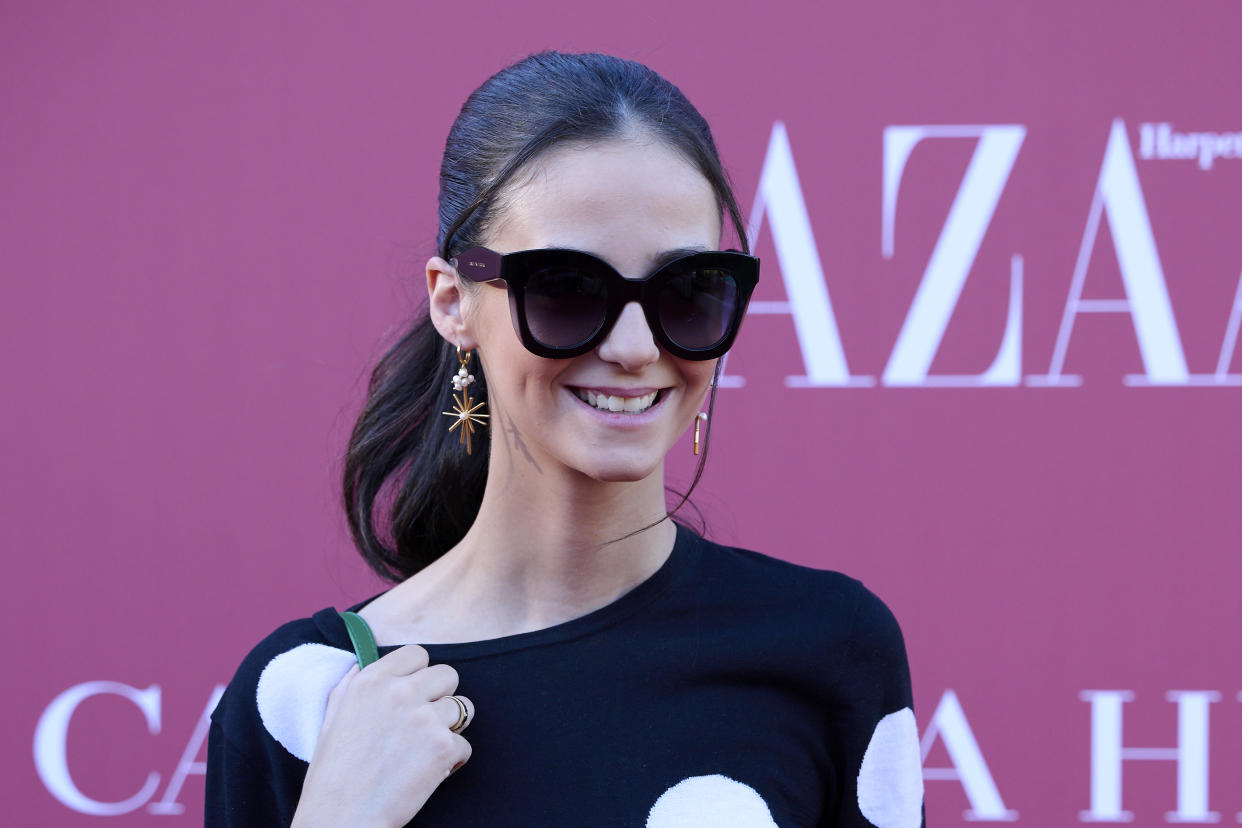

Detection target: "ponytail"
[342, 316, 489, 581]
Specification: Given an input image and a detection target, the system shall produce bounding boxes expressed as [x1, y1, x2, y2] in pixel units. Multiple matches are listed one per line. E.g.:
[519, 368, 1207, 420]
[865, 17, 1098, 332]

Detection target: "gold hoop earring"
[442, 345, 488, 454]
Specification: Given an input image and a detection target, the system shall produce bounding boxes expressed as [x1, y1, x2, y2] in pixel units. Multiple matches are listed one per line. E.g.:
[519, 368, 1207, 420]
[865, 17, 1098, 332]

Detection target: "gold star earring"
[693, 412, 708, 456]
[442, 345, 488, 454]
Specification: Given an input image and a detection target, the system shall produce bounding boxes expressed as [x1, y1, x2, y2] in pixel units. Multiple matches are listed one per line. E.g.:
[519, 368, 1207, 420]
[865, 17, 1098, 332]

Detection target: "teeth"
[573, 389, 659, 414]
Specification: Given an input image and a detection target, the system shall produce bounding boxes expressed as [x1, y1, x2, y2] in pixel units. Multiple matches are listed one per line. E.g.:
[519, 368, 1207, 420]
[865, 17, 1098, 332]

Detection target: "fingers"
[322, 664, 360, 731]
[408, 663, 459, 701]
[373, 644, 430, 676]
[354, 645, 460, 703]
[447, 733, 472, 776]
[344, 644, 471, 742]
[433, 695, 475, 734]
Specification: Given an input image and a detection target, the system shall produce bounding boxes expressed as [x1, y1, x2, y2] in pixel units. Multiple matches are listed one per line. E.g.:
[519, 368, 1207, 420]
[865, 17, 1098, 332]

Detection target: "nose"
[596, 302, 660, 371]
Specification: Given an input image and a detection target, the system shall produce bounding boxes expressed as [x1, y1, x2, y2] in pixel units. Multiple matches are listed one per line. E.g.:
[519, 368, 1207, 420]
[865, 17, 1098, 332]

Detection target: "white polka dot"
[255, 643, 356, 762]
[647, 775, 777, 828]
[857, 707, 924, 828]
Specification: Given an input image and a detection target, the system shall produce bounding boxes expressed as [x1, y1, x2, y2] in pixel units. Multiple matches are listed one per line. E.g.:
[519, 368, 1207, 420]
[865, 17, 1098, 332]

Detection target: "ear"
[426, 256, 478, 350]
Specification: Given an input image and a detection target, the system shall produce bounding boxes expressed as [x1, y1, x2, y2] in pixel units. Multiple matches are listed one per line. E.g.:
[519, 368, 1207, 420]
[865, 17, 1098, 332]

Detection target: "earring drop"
[693, 412, 708, 456]
[442, 346, 488, 454]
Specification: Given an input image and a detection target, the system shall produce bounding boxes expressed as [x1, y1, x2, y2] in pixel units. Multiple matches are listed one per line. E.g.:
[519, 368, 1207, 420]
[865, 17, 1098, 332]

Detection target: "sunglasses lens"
[657, 268, 739, 351]
[524, 266, 609, 348]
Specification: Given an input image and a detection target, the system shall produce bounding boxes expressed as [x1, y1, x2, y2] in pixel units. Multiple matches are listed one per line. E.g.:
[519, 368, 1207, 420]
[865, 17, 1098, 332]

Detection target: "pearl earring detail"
[442, 346, 488, 454]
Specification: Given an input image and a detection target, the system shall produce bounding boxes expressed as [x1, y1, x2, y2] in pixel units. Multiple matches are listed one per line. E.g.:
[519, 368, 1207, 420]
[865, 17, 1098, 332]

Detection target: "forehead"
[486, 137, 722, 273]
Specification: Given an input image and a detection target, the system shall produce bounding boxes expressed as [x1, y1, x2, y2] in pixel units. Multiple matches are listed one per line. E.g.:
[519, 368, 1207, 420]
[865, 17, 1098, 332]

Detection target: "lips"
[572, 387, 661, 414]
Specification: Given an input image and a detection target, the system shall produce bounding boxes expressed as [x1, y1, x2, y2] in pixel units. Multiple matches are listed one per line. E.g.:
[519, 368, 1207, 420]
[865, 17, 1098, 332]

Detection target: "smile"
[572, 388, 660, 414]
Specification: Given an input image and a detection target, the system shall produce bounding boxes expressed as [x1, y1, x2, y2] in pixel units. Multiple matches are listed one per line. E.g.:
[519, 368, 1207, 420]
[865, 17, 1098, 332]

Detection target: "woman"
[206, 52, 924, 827]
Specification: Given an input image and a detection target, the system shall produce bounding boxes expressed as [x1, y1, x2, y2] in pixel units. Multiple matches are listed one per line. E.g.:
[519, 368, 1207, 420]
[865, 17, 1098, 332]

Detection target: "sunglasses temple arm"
[450, 247, 505, 283]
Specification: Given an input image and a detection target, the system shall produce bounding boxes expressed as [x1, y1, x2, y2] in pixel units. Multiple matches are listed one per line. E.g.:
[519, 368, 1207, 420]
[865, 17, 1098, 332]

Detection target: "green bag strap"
[339, 610, 379, 669]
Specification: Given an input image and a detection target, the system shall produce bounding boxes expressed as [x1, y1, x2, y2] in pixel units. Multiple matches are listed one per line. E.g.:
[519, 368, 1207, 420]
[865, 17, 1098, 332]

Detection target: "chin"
[576, 456, 663, 484]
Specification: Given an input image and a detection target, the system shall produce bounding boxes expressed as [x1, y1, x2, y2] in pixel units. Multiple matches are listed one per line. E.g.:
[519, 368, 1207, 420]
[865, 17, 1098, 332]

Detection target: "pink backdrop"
[5, 1, 1240, 824]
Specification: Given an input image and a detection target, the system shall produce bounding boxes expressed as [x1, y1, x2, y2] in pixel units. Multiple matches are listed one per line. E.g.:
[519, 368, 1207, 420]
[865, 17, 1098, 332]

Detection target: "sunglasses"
[450, 247, 759, 360]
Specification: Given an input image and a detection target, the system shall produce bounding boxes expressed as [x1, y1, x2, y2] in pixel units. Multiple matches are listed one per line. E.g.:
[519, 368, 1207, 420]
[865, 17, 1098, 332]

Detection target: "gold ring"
[447, 695, 469, 733]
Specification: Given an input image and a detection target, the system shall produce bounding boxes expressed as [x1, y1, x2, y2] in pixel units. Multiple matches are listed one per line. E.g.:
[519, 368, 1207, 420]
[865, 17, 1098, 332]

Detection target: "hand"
[291, 645, 474, 828]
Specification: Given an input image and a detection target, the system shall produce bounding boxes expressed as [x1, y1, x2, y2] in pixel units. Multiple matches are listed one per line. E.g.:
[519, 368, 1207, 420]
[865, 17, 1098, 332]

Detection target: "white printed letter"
[1078, 690, 1219, 822]
[1034, 120, 1189, 386]
[34, 681, 162, 815]
[734, 121, 871, 388]
[881, 125, 1026, 386]
[1211, 269, 1242, 383]
[920, 690, 1017, 820]
[148, 685, 225, 814]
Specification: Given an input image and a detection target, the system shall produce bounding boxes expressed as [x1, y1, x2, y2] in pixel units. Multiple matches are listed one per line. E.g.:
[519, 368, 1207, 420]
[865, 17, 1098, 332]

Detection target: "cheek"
[463, 285, 509, 338]
[466, 289, 524, 369]
[680, 361, 718, 406]
[475, 339, 563, 416]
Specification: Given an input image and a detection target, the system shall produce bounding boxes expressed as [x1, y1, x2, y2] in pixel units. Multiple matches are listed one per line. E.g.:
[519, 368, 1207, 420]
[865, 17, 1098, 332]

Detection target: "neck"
[375, 440, 678, 644]
[455, 452, 675, 622]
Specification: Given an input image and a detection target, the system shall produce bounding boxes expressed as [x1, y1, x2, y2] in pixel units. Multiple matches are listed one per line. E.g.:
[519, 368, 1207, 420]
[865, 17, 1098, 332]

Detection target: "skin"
[293, 133, 722, 828]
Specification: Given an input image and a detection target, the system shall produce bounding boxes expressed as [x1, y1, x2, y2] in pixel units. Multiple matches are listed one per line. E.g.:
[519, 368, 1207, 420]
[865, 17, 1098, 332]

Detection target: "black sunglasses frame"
[450, 247, 759, 360]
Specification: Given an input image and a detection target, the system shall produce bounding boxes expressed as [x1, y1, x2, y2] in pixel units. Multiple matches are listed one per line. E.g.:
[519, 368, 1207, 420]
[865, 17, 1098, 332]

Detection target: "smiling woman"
[205, 52, 924, 828]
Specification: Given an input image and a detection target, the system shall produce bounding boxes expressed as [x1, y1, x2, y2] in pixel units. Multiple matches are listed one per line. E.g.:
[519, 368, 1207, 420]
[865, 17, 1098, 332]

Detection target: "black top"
[206, 525, 925, 827]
